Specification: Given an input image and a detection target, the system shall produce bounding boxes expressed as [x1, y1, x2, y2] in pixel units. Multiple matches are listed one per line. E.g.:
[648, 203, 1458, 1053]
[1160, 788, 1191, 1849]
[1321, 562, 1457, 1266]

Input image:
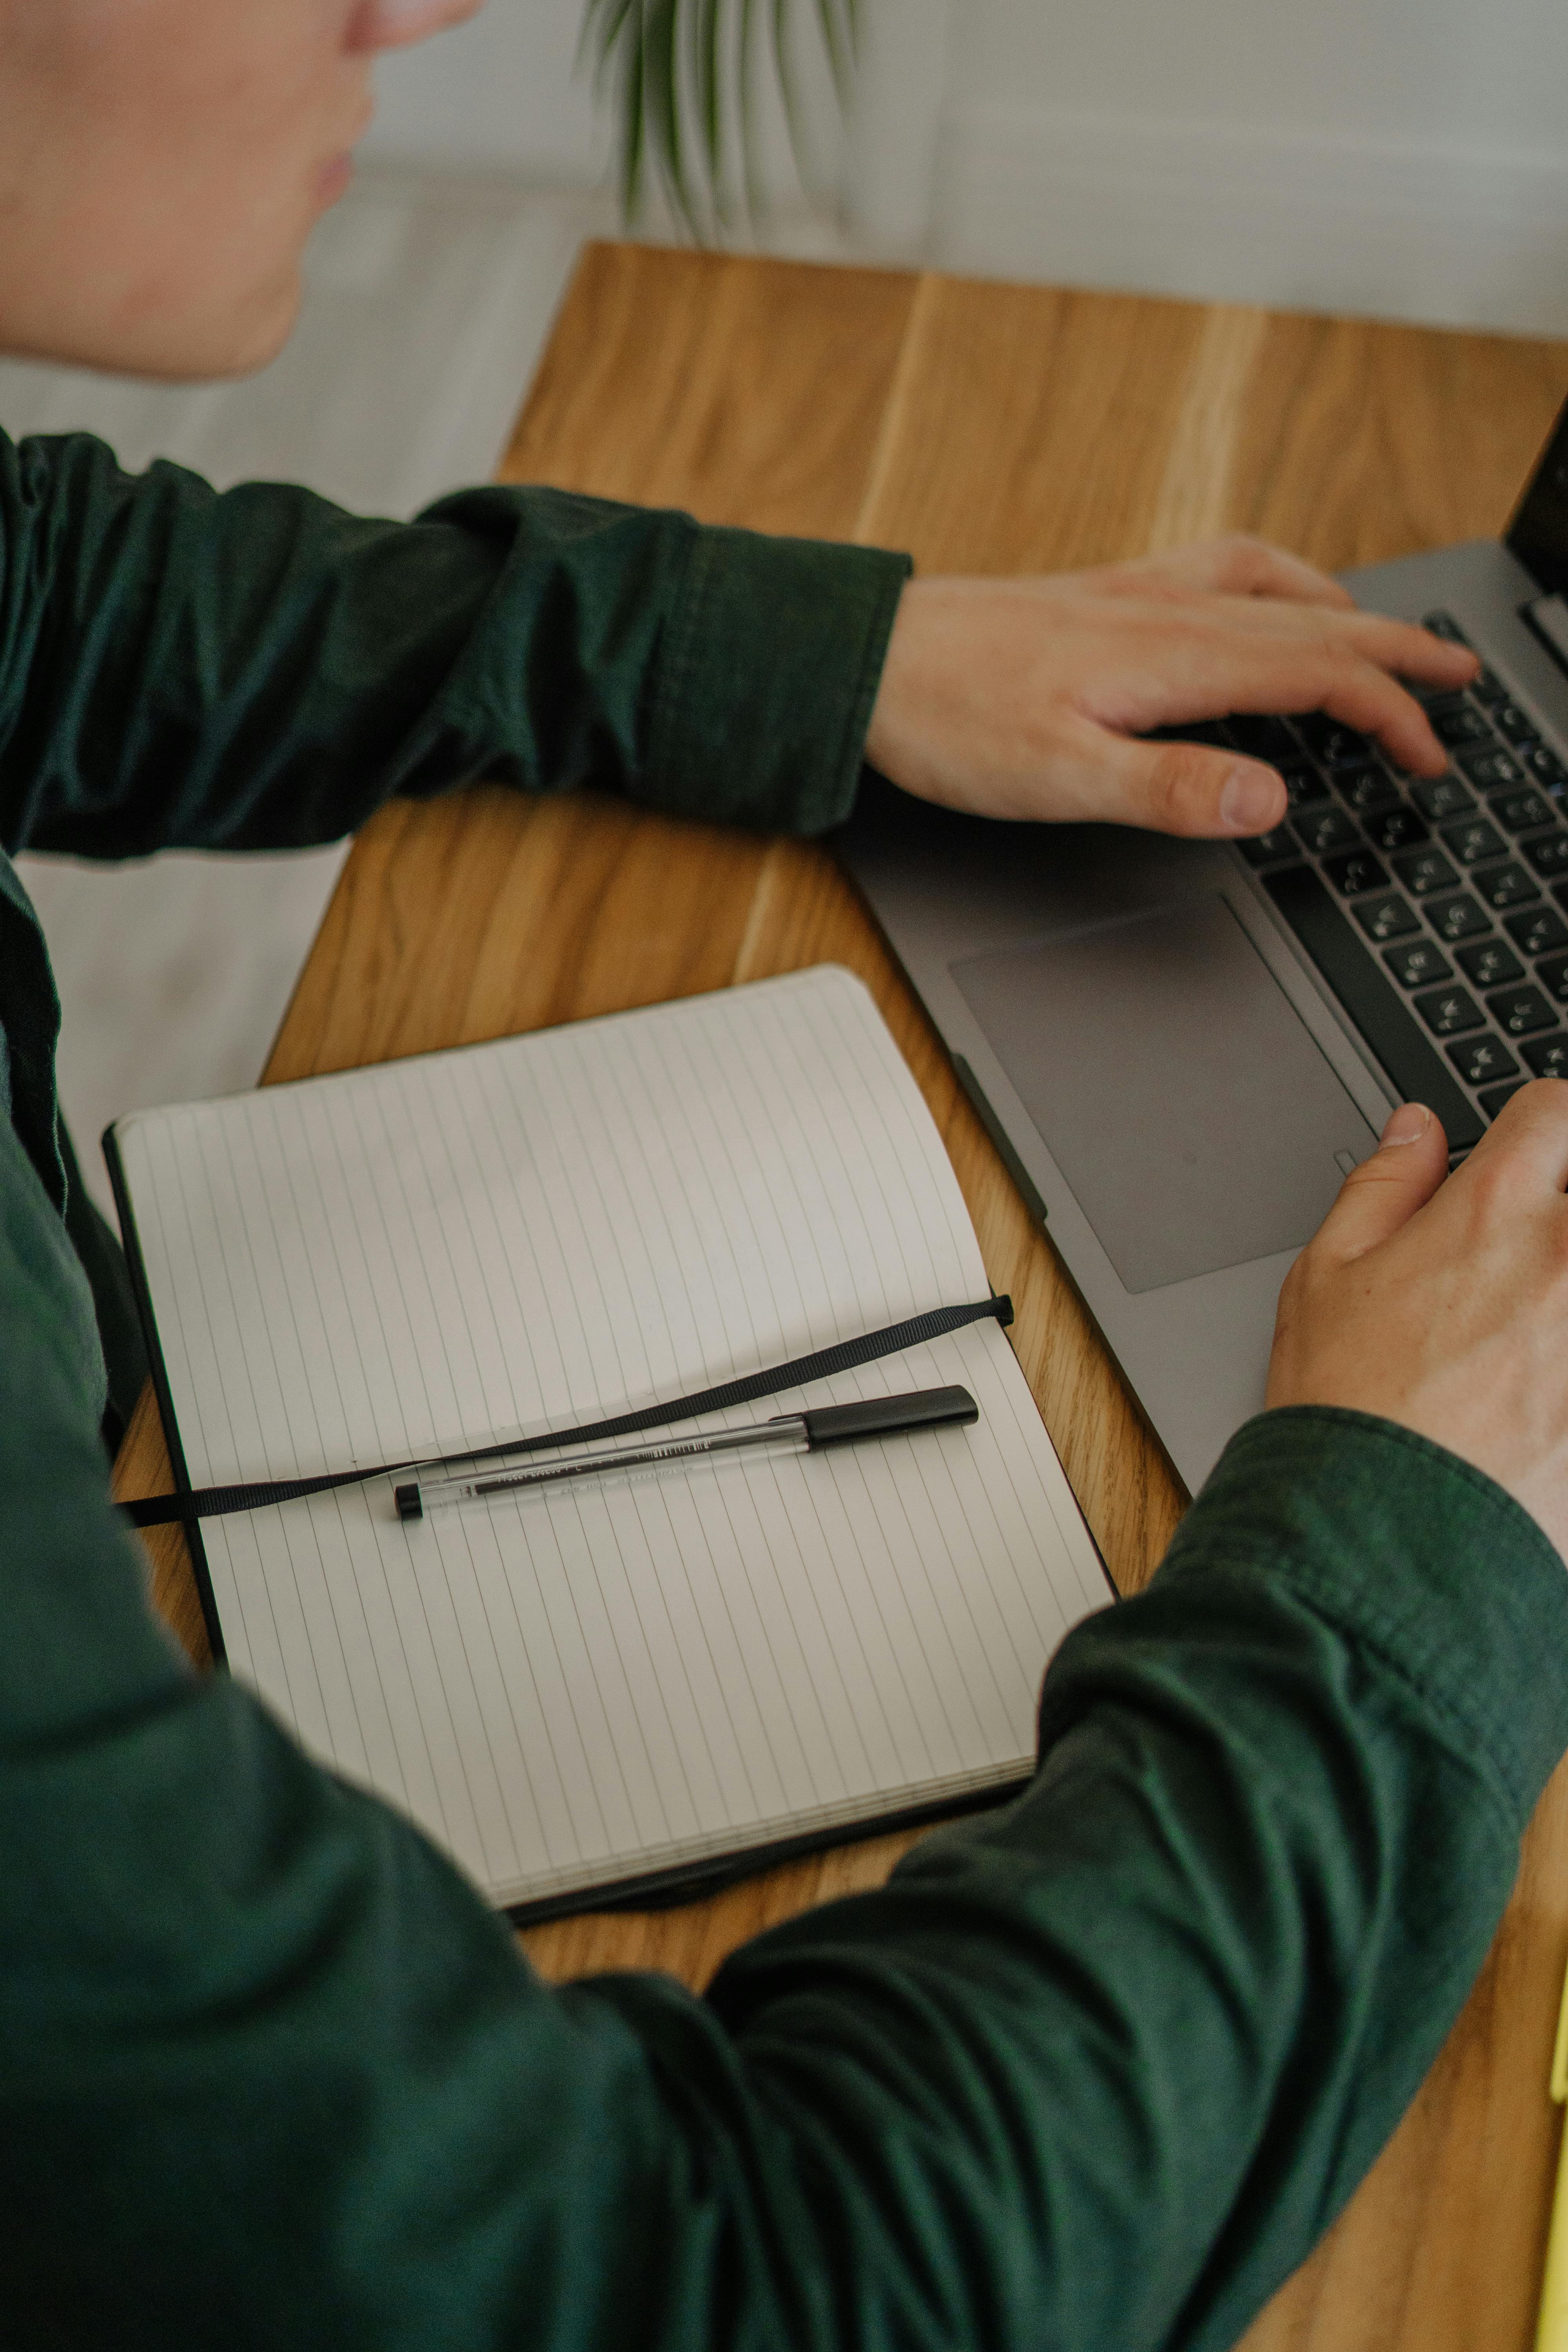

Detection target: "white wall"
[365, 0, 603, 179]
[363, 0, 1568, 335]
[939, 0, 1568, 334]
[362, 0, 842, 216]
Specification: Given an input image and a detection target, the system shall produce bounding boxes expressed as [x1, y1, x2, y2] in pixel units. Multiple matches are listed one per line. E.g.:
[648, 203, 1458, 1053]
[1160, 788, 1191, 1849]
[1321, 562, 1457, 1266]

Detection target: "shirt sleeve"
[0, 430, 910, 860]
[4, 1100, 1565, 2352]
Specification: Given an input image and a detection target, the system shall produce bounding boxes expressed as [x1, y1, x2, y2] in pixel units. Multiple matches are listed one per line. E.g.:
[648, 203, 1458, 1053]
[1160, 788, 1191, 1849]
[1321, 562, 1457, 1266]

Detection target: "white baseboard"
[937, 101, 1568, 336]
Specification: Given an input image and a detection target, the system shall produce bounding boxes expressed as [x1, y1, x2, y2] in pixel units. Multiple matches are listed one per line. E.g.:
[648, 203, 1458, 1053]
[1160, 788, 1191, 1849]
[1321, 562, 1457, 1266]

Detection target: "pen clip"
[1550, 1953, 1568, 2104]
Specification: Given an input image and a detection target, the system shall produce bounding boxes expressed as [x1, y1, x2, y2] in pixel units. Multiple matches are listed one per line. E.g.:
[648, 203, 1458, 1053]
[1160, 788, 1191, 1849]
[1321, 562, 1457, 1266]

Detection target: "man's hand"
[863, 537, 1479, 838]
[1267, 1083, 1568, 1558]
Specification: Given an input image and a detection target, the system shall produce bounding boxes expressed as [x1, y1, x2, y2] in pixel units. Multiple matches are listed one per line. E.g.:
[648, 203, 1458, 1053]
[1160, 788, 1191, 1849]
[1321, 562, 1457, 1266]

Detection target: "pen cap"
[801, 1387, 977, 1450]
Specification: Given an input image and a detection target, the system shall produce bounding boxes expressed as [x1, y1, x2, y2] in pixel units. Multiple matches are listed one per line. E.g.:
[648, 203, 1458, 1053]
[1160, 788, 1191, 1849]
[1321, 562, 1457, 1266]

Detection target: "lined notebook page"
[116, 967, 1107, 1908]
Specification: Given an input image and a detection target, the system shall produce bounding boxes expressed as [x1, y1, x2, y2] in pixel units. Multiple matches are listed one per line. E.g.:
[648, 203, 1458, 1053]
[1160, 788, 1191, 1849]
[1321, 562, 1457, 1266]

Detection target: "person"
[2, 4, 1565, 2346]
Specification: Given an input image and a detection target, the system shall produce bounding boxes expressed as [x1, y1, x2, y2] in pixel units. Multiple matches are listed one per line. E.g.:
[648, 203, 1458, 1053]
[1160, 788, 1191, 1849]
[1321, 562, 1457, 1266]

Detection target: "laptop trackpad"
[951, 895, 1379, 1294]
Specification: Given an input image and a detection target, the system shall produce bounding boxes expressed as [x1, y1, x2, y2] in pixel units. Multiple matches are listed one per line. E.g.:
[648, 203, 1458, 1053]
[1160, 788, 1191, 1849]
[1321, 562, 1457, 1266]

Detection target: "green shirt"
[2, 428, 1566, 2351]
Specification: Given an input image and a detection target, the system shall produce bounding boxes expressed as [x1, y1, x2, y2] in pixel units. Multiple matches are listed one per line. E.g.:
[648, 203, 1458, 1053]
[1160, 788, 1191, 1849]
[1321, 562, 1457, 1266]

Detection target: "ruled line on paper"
[117, 968, 1105, 1903]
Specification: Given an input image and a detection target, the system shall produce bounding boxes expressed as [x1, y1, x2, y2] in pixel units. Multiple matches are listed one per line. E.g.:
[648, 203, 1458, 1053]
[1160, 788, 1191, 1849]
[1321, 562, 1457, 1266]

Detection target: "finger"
[1083, 607, 1478, 763]
[1200, 604, 1478, 697]
[1446, 1074, 1568, 1194]
[1196, 536, 1356, 607]
[1334, 612, 1481, 690]
[1075, 539, 1354, 608]
[1309, 660, 1451, 775]
[1215, 639, 1465, 775]
[1055, 722, 1288, 837]
[1307, 1102, 1450, 1266]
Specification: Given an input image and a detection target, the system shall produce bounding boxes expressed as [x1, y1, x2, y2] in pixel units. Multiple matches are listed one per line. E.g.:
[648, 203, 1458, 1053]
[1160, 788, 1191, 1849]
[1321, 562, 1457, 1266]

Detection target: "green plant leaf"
[695, 0, 726, 222]
[581, 0, 862, 238]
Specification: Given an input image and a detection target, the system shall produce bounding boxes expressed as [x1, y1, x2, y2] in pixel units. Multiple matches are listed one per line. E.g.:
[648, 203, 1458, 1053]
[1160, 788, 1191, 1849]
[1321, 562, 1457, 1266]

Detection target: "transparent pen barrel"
[410, 1421, 809, 1515]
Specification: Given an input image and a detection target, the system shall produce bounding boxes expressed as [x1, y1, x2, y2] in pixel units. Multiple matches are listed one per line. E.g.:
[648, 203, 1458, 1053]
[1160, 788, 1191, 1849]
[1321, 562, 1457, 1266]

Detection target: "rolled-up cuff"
[645, 524, 912, 836]
[1156, 1406, 1568, 1829]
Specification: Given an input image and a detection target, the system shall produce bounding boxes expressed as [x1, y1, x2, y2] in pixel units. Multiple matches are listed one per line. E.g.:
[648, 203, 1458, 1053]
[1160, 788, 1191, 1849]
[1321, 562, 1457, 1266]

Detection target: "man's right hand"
[863, 537, 1479, 840]
[1267, 1082, 1568, 1559]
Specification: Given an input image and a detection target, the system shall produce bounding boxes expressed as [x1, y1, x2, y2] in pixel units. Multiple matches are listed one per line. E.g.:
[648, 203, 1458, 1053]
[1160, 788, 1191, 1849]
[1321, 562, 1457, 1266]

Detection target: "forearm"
[0, 432, 907, 858]
[5, 1362, 1563, 2348]
[701, 1410, 1568, 2351]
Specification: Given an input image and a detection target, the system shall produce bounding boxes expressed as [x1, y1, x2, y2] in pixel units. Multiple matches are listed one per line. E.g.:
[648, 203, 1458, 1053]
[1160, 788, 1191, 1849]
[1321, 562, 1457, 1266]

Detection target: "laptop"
[838, 396, 1568, 1494]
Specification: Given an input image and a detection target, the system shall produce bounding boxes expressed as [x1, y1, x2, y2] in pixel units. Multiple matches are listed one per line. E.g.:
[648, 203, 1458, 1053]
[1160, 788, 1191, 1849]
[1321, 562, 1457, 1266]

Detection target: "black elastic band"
[124, 1294, 1013, 1530]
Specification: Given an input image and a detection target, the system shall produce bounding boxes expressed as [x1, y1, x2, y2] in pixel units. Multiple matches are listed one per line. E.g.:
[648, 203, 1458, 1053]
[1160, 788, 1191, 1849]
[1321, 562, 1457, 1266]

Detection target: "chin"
[122, 274, 305, 386]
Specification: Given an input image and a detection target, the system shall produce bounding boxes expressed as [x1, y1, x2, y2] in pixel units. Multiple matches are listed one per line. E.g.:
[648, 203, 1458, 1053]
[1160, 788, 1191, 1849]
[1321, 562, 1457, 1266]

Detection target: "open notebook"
[109, 966, 1109, 1918]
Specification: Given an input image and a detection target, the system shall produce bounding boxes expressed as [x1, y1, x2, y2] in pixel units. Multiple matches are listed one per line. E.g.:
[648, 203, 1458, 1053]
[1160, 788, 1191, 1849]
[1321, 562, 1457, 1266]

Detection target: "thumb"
[1071, 723, 1288, 838]
[1310, 1103, 1450, 1265]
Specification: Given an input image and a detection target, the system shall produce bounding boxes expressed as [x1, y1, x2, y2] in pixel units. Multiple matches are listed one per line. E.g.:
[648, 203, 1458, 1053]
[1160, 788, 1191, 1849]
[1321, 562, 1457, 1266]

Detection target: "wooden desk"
[116, 244, 1568, 2350]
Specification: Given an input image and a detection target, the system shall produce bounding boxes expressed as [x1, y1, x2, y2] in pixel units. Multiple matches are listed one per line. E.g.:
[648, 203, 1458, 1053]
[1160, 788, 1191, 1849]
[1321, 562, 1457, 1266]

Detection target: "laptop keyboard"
[1206, 612, 1568, 1155]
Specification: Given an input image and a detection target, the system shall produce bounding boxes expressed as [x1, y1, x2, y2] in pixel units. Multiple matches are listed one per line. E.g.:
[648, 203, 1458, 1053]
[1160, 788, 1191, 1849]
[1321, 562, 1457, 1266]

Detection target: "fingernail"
[1219, 765, 1284, 833]
[1380, 1102, 1430, 1148]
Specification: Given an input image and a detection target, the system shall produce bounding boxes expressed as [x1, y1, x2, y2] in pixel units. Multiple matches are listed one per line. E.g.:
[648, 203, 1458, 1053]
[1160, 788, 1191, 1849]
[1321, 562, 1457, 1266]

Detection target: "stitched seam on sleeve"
[1175, 1543, 1542, 1835]
[1161, 1414, 1568, 1828]
[643, 520, 709, 800]
[1265, 1407, 1568, 1545]
[800, 548, 913, 835]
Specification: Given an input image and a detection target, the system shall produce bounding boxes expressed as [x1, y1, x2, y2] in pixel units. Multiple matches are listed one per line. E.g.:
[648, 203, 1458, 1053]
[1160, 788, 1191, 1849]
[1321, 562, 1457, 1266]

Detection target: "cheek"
[120, 10, 367, 334]
[0, 0, 370, 377]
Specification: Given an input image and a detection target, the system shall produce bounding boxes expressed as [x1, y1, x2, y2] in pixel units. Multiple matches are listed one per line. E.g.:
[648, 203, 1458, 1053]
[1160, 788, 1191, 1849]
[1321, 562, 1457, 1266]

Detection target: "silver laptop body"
[839, 402, 1568, 1493]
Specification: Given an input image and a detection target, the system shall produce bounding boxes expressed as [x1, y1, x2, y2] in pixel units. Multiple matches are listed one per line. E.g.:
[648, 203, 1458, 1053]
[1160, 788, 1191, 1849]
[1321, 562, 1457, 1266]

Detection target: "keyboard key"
[1521, 742, 1568, 790]
[1428, 697, 1491, 749]
[1495, 788, 1556, 833]
[1383, 939, 1452, 989]
[1410, 773, 1476, 822]
[1297, 716, 1374, 767]
[1295, 804, 1363, 857]
[1524, 1035, 1568, 1078]
[1227, 715, 1301, 762]
[1503, 904, 1568, 957]
[1521, 829, 1568, 879]
[1235, 824, 1300, 868]
[1473, 860, 1540, 910]
[1413, 983, 1485, 1037]
[1390, 846, 1460, 897]
[1322, 848, 1390, 899]
[1537, 952, 1568, 1003]
[1259, 864, 1483, 1146]
[1493, 701, 1541, 745]
[1352, 891, 1421, 943]
[1488, 984, 1559, 1036]
[1456, 938, 1524, 989]
[1471, 668, 1510, 706]
[1479, 1078, 1527, 1116]
[1467, 748, 1523, 795]
[1448, 1033, 1522, 1086]
[1439, 816, 1507, 866]
[1363, 806, 1428, 853]
[1459, 745, 1525, 792]
[1282, 765, 1330, 811]
[1333, 763, 1400, 814]
[1425, 892, 1492, 942]
[1422, 609, 1472, 644]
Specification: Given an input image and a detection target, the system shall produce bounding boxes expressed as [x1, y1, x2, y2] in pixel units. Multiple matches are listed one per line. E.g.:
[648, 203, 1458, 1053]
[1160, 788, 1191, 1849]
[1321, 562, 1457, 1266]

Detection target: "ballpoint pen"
[1535, 1952, 1568, 2352]
[394, 1385, 978, 1520]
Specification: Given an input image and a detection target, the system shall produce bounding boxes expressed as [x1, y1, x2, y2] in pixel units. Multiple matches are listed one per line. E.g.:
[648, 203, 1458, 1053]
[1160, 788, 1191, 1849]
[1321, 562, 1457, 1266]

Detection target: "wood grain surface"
[111, 243, 1568, 2350]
